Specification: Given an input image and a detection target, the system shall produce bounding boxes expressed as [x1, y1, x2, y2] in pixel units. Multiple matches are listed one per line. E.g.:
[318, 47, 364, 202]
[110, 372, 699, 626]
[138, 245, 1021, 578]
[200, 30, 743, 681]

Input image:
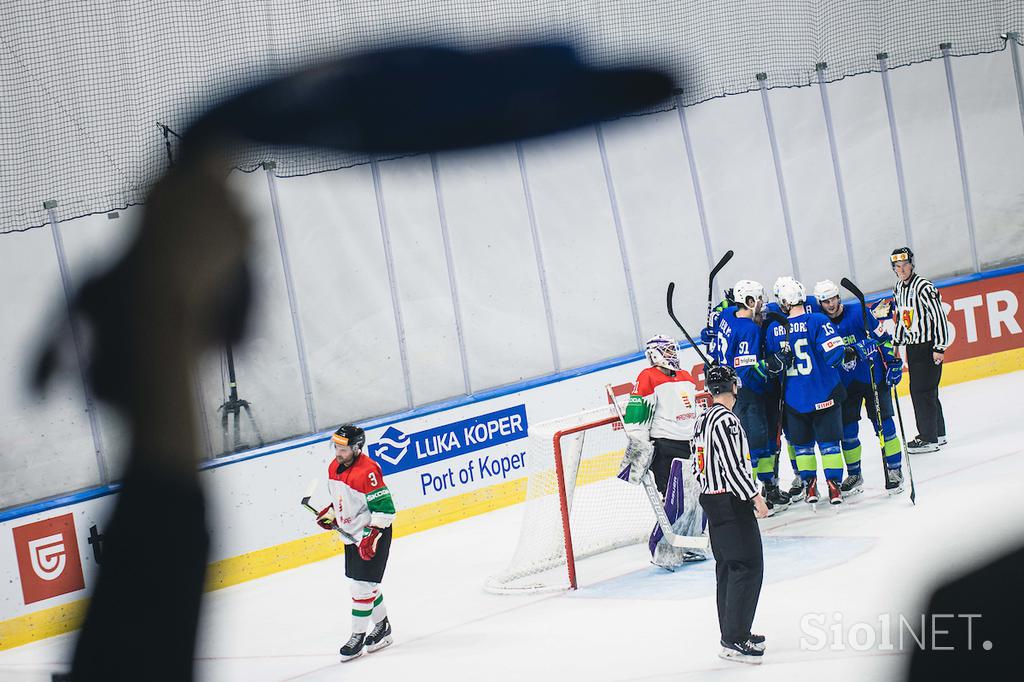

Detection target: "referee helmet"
[705, 364, 738, 396]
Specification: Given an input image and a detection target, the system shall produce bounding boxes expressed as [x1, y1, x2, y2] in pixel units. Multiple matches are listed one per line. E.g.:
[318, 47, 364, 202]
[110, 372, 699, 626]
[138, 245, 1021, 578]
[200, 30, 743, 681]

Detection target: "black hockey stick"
[840, 278, 916, 504]
[765, 311, 795, 490]
[666, 282, 713, 366]
[301, 480, 358, 542]
[704, 250, 734, 354]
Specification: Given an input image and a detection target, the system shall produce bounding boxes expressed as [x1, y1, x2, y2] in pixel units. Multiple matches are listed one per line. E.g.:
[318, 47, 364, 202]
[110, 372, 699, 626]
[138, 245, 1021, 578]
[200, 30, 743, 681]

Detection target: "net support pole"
[940, 43, 980, 273]
[369, 158, 415, 409]
[756, 73, 800, 280]
[877, 53, 914, 251]
[815, 63, 858, 283]
[263, 162, 318, 431]
[594, 122, 643, 351]
[673, 90, 718, 301]
[515, 141, 561, 372]
[1005, 33, 1024, 145]
[44, 200, 109, 485]
[429, 153, 473, 396]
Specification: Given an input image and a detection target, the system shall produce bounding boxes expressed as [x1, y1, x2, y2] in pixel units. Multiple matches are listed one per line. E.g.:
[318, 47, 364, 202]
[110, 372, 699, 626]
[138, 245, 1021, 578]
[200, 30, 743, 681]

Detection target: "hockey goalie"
[620, 334, 709, 569]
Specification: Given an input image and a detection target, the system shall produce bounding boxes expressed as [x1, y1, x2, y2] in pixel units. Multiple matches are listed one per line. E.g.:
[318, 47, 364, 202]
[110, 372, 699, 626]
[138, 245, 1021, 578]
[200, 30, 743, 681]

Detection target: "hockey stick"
[891, 385, 914, 501]
[301, 479, 359, 543]
[704, 250, 734, 354]
[765, 311, 797, 492]
[666, 282, 713, 366]
[840, 278, 916, 505]
[605, 384, 709, 550]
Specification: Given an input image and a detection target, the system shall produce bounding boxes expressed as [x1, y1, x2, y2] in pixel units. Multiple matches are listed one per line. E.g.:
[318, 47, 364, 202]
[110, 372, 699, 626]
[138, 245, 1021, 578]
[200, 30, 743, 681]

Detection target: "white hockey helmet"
[776, 278, 806, 308]
[644, 334, 682, 372]
[812, 279, 840, 302]
[773, 275, 798, 302]
[733, 279, 765, 309]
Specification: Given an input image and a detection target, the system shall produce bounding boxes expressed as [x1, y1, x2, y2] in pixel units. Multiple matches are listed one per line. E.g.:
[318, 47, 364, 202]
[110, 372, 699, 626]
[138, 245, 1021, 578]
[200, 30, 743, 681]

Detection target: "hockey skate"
[364, 617, 393, 653]
[719, 638, 764, 665]
[653, 542, 708, 570]
[826, 479, 843, 505]
[804, 477, 819, 504]
[787, 475, 804, 500]
[840, 473, 864, 496]
[906, 437, 939, 454]
[339, 632, 366, 661]
[764, 482, 791, 509]
[885, 467, 905, 495]
[938, 435, 948, 446]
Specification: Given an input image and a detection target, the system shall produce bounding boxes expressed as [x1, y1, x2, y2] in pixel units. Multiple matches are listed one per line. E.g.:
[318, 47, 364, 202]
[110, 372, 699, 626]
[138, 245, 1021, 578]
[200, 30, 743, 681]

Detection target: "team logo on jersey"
[901, 309, 914, 329]
[368, 426, 411, 466]
[695, 446, 705, 473]
[12, 513, 86, 605]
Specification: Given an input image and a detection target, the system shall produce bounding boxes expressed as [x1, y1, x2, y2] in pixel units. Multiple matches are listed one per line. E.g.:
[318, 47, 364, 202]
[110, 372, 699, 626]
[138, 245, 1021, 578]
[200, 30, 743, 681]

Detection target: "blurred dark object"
[185, 44, 673, 154]
[907, 543, 1021, 679]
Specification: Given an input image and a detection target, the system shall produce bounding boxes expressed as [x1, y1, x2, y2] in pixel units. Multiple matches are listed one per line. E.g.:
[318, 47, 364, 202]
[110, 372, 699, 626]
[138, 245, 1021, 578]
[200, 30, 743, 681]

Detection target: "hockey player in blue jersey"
[713, 280, 791, 512]
[764, 278, 847, 505]
[812, 280, 906, 495]
[766, 276, 819, 498]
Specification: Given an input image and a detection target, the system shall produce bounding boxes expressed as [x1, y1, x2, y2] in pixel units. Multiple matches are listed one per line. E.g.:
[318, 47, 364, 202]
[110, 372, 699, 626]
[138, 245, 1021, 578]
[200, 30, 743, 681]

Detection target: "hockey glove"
[316, 505, 336, 531]
[841, 346, 858, 372]
[359, 527, 383, 560]
[699, 326, 716, 346]
[620, 435, 654, 485]
[885, 357, 904, 387]
[870, 298, 893, 320]
[765, 346, 793, 376]
[853, 338, 878, 360]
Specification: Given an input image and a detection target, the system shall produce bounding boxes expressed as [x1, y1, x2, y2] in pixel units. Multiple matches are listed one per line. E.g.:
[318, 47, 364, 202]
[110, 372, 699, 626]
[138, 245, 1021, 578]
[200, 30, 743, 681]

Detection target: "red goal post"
[484, 405, 656, 593]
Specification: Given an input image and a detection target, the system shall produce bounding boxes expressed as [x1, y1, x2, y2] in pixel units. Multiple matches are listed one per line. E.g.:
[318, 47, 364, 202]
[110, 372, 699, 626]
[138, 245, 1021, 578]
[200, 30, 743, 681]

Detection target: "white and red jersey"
[326, 454, 396, 544]
[622, 366, 702, 441]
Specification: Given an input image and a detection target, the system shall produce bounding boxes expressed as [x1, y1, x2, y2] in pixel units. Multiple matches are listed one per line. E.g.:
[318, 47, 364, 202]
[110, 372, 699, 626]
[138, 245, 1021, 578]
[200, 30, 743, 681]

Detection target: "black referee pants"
[699, 493, 764, 645]
[906, 343, 946, 443]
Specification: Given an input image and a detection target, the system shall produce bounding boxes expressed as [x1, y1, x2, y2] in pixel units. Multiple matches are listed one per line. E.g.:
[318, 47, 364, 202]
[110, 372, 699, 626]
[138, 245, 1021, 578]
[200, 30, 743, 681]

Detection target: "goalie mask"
[644, 334, 682, 372]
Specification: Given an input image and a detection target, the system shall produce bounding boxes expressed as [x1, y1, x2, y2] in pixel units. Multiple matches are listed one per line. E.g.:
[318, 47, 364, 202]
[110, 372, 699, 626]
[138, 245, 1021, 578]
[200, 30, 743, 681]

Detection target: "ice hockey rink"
[0, 369, 1020, 681]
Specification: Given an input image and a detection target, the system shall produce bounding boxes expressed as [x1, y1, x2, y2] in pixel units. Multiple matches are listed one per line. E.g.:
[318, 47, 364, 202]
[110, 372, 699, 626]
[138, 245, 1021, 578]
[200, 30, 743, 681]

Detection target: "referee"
[890, 247, 950, 453]
[693, 365, 770, 664]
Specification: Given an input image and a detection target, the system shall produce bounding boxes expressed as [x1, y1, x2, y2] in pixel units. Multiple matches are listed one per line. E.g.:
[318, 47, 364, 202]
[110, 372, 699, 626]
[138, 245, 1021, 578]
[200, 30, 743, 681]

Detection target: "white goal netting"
[484, 405, 656, 593]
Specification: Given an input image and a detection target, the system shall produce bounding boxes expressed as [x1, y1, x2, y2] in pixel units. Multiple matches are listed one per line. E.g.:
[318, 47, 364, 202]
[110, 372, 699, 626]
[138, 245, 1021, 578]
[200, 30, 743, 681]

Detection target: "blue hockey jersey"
[765, 311, 845, 413]
[713, 307, 768, 394]
[828, 301, 896, 386]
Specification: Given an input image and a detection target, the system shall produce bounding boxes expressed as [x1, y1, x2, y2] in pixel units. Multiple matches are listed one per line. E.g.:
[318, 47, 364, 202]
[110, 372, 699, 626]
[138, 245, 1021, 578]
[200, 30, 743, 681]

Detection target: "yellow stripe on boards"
[0, 598, 87, 651]
[894, 347, 1023, 398]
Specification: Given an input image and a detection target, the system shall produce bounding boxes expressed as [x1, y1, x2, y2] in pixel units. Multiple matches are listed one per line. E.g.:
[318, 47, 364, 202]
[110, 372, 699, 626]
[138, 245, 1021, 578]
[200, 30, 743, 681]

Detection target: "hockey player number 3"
[786, 338, 813, 377]
[368, 472, 378, 487]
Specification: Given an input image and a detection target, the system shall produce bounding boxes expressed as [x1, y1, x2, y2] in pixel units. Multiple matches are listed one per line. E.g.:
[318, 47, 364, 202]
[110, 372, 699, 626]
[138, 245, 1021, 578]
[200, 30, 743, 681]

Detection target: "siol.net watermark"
[800, 612, 994, 653]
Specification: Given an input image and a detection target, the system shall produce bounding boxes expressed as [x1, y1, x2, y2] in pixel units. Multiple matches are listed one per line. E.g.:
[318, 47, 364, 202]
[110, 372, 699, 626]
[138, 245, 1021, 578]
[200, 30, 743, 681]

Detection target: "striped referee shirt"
[691, 403, 758, 500]
[892, 273, 950, 351]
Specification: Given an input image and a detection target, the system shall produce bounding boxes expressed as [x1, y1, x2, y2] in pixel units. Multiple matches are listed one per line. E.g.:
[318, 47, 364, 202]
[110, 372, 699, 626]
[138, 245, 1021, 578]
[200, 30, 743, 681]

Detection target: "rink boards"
[1, 264, 1021, 650]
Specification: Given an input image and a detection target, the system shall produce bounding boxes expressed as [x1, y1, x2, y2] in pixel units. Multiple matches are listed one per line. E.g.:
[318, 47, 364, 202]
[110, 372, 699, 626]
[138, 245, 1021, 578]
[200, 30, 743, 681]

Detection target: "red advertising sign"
[12, 513, 86, 605]
[934, 270, 1024, 363]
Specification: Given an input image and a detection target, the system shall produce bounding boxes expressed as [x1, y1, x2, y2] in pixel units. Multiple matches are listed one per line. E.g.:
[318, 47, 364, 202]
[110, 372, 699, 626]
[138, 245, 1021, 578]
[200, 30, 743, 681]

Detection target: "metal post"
[1005, 33, 1024, 142]
[673, 90, 718, 298]
[940, 43, 980, 273]
[263, 162, 318, 430]
[756, 73, 800, 280]
[515, 141, 561, 372]
[877, 53, 914, 251]
[44, 200, 108, 484]
[429, 153, 473, 395]
[594, 122, 643, 351]
[369, 159, 415, 409]
[815, 63, 858, 283]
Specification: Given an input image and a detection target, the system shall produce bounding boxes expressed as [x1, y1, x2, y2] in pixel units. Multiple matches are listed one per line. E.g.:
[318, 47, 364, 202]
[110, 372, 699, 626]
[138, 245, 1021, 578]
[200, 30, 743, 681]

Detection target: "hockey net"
[484, 405, 656, 593]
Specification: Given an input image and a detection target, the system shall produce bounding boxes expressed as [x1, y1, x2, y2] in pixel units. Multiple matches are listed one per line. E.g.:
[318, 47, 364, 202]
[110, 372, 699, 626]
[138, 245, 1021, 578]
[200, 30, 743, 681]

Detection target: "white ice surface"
[2, 370, 1023, 681]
